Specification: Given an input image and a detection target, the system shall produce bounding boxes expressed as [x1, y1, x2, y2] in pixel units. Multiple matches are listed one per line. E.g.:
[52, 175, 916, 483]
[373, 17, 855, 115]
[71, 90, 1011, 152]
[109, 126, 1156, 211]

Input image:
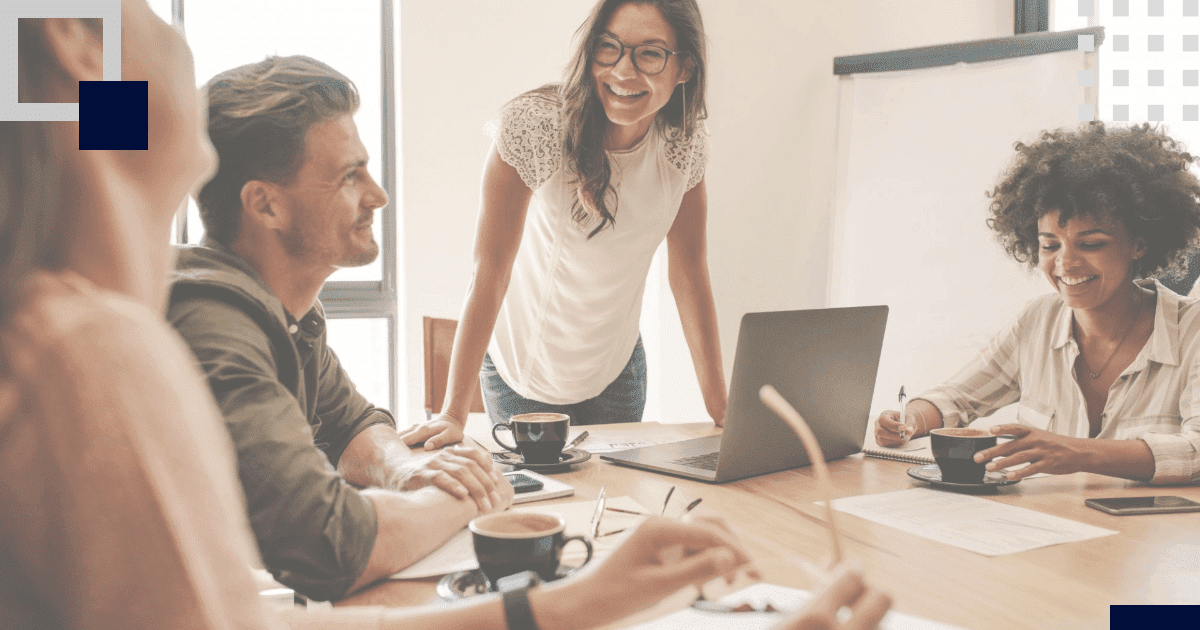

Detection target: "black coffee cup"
[492, 413, 570, 465]
[930, 427, 998, 484]
[469, 512, 593, 587]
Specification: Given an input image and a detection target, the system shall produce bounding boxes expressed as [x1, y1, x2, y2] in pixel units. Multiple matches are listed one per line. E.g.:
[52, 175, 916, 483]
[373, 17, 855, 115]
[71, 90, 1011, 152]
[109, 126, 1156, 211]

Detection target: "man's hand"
[973, 424, 1090, 480]
[770, 562, 892, 630]
[398, 413, 466, 450]
[392, 445, 513, 514]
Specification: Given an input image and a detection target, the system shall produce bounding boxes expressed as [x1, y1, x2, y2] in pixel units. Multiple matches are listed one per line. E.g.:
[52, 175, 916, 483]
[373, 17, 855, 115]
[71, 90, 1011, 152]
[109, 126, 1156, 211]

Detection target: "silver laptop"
[600, 306, 888, 483]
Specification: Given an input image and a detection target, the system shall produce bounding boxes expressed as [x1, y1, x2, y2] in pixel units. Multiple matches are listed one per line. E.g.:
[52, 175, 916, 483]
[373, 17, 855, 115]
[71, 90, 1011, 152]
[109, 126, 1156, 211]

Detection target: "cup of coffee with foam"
[492, 413, 571, 465]
[929, 427, 998, 484]
[469, 511, 593, 588]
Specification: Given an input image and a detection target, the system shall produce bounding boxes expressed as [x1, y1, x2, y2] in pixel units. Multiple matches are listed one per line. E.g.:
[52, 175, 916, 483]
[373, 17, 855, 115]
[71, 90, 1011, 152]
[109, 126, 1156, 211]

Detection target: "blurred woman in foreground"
[0, 2, 889, 629]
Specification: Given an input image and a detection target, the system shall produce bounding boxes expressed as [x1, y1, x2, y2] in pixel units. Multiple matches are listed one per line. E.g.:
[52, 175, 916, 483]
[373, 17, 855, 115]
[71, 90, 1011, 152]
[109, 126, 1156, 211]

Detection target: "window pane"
[185, 0, 384, 280]
[147, 0, 172, 23]
[325, 317, 391, 411]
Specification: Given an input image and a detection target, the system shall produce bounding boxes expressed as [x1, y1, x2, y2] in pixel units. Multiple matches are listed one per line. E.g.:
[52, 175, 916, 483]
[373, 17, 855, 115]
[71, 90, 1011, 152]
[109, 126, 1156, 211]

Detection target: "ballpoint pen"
[589, 486, 607, 540]
[567, 431, 590, 450]
[661, 486, 675, 516]
[605, 497, 703, 518]
[898, 385, 908, 440]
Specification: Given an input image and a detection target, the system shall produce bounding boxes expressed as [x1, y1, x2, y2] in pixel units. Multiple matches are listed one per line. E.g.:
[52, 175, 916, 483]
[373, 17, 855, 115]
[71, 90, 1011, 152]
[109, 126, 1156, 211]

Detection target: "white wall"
[398, 0, 1013, 426]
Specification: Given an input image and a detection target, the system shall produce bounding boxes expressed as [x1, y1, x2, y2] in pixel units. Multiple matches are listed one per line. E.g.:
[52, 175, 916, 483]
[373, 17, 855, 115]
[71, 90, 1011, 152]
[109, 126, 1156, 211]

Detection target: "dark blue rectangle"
[1111, 605, 1196, 627]
[79, 80, 148, 150]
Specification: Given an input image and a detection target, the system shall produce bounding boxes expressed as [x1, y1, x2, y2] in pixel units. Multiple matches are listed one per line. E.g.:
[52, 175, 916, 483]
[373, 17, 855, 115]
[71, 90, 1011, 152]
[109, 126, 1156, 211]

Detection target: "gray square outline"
[1, 1, 121, 122]
[1185, 105, 1199, 122]
[1185, 35, 1199, 52]
[1150, 0, 1164, 17]
[1149, 104, 1165, 121]
[1114, 69, 1130, 86]
[1113, 34, 1130, 52]
[1113, 104, 1130, 121]
[1149, 69, 1165, 86]
[1149, 34, 1165, 52]
[1114, 0, 1130, 16]
[1186, 69, 1199, 86]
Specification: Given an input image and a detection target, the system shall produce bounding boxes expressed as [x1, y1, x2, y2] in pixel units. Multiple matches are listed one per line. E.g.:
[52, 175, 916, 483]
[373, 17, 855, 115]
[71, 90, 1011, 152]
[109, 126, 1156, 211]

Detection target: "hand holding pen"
[872, 386, 919, 448]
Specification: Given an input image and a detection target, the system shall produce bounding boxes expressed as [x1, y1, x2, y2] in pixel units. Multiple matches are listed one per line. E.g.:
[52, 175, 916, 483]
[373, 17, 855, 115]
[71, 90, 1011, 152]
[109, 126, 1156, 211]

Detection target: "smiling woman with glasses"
[403, 0, 726, 443]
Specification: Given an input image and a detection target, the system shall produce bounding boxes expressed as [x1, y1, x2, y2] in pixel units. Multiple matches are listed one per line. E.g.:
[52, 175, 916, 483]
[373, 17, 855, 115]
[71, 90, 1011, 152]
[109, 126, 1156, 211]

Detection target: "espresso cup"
[469, 511, 593, 587]
[492, 413, 571, 465]
[929, 427, 998, 484]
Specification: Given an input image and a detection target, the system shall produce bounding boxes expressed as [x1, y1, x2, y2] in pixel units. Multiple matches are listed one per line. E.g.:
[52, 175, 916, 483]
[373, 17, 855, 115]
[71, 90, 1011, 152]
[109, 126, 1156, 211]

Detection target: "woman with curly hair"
[873, 122, 1200, 484]
[402, 0, 726, 448]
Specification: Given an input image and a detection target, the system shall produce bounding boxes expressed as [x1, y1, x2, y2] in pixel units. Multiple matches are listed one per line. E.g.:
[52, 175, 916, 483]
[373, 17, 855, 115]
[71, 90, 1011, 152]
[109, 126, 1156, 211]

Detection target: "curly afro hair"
[987, 122, 1200, 279]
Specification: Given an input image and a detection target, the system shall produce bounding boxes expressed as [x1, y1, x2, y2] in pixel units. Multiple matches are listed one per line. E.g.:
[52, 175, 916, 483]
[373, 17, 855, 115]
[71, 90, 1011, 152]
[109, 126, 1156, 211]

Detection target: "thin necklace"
[1081, 291, 1143, 379]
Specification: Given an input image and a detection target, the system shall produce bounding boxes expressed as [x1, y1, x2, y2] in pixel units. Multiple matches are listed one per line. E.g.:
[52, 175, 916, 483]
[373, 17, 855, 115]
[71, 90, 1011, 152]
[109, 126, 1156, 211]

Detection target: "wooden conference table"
[341, 418, 1200, 629]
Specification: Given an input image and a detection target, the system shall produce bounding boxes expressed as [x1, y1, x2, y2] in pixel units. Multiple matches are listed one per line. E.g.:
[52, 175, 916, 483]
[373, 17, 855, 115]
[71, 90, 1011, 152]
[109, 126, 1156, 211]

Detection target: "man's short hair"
[198, 55, 360, 245]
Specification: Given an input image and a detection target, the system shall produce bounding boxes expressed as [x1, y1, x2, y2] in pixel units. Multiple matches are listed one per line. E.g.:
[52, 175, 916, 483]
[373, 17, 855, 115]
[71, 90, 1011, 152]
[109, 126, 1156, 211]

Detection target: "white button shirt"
[918, 280, 1200, 484]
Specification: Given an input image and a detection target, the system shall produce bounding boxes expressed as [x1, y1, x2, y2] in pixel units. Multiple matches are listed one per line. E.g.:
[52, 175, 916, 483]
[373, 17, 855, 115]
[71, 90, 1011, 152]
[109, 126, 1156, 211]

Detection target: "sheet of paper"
[582, 424, 694, 454]
[624, 582, 967, 630]
[391, 496, 649, 579]
[828, 488, 1116, 556]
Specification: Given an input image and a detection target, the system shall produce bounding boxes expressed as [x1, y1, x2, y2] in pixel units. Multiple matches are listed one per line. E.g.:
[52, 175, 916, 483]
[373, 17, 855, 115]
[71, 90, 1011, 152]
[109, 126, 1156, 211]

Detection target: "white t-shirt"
[484, 91, 708, 404]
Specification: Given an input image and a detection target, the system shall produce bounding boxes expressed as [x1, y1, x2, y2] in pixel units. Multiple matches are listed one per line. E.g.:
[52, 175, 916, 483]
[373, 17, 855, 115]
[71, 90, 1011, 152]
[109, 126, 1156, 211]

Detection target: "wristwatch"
[496, 570, 542, 630]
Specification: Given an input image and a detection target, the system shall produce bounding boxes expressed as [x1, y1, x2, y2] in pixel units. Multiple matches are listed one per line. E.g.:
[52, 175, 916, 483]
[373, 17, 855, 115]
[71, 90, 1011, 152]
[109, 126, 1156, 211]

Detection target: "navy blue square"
[79, 81, 148, 150]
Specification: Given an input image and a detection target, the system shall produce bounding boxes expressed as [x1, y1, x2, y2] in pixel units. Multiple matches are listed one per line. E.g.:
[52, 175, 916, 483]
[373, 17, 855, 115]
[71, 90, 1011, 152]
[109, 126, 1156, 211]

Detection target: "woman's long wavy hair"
[549, 0, 708, 238]
[1, 19, 103, 329]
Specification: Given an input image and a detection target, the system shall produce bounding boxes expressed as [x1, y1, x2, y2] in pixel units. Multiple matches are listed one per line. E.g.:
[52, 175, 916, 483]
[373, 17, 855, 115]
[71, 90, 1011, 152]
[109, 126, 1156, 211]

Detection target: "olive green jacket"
[168, 239, 392, 601]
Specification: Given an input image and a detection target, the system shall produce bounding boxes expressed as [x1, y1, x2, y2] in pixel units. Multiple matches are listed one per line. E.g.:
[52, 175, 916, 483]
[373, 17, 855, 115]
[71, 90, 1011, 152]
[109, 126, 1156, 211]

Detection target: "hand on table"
[547, 516, 757, 627]
[770, 562, 892, 630]
[398, 413, 465, 450]
[873, 409, 914, 448]
[393, 445, 512, 514]
[974, 424, 1089, 480]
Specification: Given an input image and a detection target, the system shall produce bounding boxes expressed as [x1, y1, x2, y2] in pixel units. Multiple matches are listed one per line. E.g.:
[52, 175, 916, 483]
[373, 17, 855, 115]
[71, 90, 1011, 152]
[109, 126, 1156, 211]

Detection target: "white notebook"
[860, 436, 935, 465]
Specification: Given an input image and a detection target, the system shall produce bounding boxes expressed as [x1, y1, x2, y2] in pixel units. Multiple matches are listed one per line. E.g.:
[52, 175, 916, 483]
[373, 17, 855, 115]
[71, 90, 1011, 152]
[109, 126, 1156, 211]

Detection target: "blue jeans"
[480, 336, 647, 426]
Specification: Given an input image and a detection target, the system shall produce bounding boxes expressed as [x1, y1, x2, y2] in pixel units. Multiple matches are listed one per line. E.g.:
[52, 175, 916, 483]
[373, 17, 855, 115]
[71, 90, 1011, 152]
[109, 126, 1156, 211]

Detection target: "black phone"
[505, 472, 544, 494]
[1084, 496, 1200, 516]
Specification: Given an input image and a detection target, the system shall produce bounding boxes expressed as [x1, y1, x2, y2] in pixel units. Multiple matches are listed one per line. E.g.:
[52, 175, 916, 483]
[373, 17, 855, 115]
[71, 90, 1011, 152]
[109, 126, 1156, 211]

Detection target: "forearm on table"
[1081, 438, 1156, 482]
[348, 487, 477, 592]
[441, 271, 508, 422]
[338, 423, 413, 490]
[669, 257, 726, 413]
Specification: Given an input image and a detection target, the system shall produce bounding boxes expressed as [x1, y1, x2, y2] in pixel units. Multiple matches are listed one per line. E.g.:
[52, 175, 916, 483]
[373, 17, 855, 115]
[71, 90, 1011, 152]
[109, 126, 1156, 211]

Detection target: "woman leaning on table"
[875, 122, 1200, 485]
[0, 2, 889, 629]
[402, 0, 727, 449]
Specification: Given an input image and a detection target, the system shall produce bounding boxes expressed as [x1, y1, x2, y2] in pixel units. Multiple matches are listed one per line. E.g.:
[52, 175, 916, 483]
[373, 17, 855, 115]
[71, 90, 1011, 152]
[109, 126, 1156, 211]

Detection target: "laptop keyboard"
[671, 452, 719, 470]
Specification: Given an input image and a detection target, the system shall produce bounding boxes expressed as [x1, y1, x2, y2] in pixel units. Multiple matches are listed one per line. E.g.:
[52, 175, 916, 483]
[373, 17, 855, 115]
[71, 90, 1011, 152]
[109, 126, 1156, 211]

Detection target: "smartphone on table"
[1085, 496, 1200, 516]
[505, 472, 544, 494]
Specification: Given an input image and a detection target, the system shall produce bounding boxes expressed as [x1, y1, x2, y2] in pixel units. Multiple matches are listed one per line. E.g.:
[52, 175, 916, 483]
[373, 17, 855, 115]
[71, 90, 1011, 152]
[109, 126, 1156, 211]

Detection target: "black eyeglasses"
[592, 34, 684, 76]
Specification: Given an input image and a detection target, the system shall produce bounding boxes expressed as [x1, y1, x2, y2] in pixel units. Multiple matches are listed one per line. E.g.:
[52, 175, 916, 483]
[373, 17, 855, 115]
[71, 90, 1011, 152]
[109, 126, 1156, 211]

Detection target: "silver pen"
[589, 486, 607, 540]
[898, 385, 908, 440]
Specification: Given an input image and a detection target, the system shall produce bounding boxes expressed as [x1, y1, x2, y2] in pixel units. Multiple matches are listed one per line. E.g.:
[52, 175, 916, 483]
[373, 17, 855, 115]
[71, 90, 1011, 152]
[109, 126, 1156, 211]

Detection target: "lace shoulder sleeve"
[663, 123, 710, 191]
[484, 92, 563, 191]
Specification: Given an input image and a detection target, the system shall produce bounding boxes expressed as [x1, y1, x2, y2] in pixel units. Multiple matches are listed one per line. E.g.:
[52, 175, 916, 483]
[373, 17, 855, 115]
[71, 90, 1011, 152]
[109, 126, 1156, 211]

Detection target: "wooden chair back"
[422, 317, 485, 418]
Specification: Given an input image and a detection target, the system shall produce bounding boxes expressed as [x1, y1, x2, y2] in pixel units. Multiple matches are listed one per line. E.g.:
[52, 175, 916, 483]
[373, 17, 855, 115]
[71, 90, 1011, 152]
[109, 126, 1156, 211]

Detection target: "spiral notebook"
[860, 436, 935, 465]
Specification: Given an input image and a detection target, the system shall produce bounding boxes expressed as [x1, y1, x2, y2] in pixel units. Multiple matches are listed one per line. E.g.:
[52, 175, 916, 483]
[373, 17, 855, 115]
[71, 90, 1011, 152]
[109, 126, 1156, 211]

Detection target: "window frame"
[169, 0, 399, 413]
